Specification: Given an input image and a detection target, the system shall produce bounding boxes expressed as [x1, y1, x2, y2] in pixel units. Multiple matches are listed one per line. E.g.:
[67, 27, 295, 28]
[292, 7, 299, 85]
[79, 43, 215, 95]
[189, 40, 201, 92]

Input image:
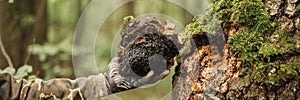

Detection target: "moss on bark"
[173, 0, 300, 99]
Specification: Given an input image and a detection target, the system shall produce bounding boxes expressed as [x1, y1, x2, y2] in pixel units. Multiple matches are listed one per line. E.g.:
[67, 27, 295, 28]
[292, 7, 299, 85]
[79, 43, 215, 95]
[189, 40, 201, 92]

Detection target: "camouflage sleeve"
[0, 73, 108, 100]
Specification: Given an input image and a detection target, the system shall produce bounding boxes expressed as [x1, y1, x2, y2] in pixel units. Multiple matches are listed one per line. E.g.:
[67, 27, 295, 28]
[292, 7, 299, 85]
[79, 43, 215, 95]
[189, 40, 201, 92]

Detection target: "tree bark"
[172, 0, 300, 99]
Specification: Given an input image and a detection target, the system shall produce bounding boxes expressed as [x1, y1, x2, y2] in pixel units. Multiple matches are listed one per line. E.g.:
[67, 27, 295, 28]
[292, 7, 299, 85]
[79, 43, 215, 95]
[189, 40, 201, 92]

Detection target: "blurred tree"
[0, 0, 47, 77]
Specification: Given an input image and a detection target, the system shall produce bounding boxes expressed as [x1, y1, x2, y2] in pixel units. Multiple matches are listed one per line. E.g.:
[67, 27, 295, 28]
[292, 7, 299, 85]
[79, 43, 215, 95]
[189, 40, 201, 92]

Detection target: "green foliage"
[28, 38, 72, 62]
[0, 65, 38, 79]
[2, 0, 193, 99]
[28, 38, 73, 80]
[8, 0, 14, 4]
[15, 65, 33, 78]
[29, 44, 59, 62]
[42, 64, 72, 80]
[0, 67, 15, 75]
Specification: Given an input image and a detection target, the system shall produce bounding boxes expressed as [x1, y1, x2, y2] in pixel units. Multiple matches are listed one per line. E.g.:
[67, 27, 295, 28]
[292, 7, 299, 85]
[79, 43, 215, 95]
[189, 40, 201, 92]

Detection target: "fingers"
[106, 56, 121, 78]
[114, 76, 132, 89]
[116, 80, 131, 89]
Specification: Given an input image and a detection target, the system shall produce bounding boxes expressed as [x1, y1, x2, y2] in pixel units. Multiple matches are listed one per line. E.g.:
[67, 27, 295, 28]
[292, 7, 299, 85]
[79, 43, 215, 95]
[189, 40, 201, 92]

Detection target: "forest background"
[0, 0, 206, 99]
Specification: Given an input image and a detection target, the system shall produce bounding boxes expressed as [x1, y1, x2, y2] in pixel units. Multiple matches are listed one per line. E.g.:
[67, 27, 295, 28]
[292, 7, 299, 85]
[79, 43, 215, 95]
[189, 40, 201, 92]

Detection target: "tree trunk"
[0, 0, 47, 76]
[172, 0, 300, 99]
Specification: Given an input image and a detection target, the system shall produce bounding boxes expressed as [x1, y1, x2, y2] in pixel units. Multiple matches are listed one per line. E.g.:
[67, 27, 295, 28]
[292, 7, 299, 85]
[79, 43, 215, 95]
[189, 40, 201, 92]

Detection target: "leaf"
[15, 65, 33, 78]
[58, 38, 72, 53]
[1, 67, 16, 75]
[39, 53, 47, 62]
[28, 44, 43, 55]
[43, 44, 59, 56]
[27, 75, 38, 80]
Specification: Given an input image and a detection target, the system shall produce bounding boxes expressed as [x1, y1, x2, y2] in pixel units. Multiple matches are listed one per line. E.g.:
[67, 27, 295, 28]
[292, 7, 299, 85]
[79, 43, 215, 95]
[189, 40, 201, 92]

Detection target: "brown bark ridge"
[172, 0, 300, 99]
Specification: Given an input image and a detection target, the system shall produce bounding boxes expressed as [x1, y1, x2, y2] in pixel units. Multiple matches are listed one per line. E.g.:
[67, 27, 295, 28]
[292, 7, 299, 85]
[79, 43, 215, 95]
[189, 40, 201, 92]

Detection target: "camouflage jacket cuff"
[0, 73, 108, 100]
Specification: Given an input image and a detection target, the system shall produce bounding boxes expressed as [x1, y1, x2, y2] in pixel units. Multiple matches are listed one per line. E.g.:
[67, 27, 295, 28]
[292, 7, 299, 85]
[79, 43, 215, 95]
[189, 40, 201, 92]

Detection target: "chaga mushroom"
[117, 17, 180, 77]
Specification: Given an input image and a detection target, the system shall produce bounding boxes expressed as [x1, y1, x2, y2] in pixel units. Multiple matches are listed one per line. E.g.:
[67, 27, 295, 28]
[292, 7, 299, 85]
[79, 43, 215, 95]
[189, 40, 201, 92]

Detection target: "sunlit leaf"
[15, 65, 33, 78]
[1, 67, 16, 75]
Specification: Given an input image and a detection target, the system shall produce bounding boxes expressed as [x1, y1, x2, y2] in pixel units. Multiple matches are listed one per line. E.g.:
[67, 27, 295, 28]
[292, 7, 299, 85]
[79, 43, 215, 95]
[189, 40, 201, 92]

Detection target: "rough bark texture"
[172, 0, 300, 99]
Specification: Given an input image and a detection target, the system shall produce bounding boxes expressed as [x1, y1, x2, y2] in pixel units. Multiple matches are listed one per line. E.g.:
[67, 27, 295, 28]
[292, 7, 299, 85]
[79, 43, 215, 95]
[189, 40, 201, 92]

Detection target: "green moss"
[274, 29, 299, 54]
[212, 0, 300, 85]
[213, 0, 274, 31]
[212, 0, 276, 67]
[229, 28, 266, 64]
[240, 75, 251, 87]
[181, 9, 223, 55]
[231, 2, 271, 31]
[186, 9, 222, 36]
[252, 62, 278, 84]
[186, 18, 202, 36]
[181, 0, 300, 85]
[250, 30, 299, 85]
[252, 61, 299, 85]
[258, 42, 279, 61]
[296, 33, 300, 52]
